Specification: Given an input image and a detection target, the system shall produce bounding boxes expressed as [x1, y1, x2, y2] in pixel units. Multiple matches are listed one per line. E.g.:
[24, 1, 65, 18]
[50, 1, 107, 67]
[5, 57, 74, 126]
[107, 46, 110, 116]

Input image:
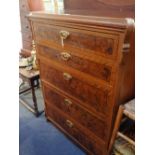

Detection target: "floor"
[19, 84, 134, 155]
[19, 88, 86, 155]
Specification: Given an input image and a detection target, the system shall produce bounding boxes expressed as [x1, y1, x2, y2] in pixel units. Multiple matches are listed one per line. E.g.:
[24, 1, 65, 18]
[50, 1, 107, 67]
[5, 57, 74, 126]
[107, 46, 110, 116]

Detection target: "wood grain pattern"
[28, 11, 135, 155]
[43, 84, 109, 141]
[34, 23, 118, 58]
[40, 61, 110, 115]
[37, 45, 112, 82]
[46, 103, 106, 155]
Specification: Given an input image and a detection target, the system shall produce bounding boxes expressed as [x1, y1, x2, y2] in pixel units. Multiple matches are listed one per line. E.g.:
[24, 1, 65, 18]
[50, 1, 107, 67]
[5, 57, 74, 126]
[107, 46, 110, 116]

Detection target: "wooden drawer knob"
[63, 72, 72, 81]
[66, 120, 74, 128]
[60, 52, 71, 61]
[64, 98, 72, 106]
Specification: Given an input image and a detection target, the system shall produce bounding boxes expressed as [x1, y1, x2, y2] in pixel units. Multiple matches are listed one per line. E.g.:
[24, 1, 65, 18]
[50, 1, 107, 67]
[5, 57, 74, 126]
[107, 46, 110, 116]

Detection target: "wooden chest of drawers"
[29, 12, 135, 155]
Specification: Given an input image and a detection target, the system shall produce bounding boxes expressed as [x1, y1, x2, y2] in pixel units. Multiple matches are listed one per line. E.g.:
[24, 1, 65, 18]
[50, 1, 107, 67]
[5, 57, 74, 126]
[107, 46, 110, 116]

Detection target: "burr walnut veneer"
[28, 12, 135, 155]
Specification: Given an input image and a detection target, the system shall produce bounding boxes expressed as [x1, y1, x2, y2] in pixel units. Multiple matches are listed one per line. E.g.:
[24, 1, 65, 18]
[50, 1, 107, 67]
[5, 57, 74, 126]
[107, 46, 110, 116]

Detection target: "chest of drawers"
[29, 12, 135, 155]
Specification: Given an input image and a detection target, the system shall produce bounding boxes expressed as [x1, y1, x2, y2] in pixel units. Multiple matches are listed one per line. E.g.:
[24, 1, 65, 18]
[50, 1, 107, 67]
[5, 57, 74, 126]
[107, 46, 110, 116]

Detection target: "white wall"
[0, 1, 20, 155]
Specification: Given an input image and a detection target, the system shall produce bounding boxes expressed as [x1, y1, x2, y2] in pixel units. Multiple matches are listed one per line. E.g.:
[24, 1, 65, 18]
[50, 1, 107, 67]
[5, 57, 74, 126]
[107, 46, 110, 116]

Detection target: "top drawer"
[34, 23, 119, 59]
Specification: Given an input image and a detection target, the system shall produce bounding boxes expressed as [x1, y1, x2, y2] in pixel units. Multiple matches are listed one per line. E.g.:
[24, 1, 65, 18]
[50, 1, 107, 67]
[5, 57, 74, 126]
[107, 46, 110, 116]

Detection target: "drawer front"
[46, 103, 106, 155]
[19, 0, 29, 11]
[43, 84, 109, 141]
[34, 24, 118, 59]
[23, 40, 32, 50]
[38, 45, 112, 82]
[40, 62, 110, 115]
[22, 32, 32, 42]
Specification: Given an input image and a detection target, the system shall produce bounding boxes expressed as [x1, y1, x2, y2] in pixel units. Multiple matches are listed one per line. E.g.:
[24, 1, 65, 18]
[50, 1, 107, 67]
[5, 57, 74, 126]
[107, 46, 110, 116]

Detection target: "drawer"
[19, 0, 29, 11]
[22, 32, 32, 42]
[46, 103, 106, 155]
[22, 40, 32, 50]
[34, 23, 118, 59]
[43, 84, 109, 141]
[38, 45, 112, 82]
[21, 22, 31, 33]
[40, 62, 111, 115]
